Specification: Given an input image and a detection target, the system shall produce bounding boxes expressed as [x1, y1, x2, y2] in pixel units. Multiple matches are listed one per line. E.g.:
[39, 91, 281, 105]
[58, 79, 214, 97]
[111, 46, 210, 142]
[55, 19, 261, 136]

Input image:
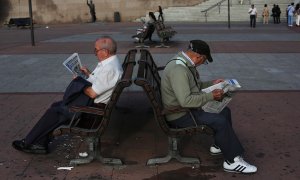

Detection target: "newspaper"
[201, 79, 241, 113]
[63, 53, 88, 79]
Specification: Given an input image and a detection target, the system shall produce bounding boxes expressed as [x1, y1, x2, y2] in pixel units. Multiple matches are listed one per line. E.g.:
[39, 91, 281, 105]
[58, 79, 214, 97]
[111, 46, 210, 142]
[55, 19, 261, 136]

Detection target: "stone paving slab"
[2, 41, 300, 55]
[0, 91, 299, 179]
[0, 22, 299, 94]
[0, 53, 299, 93]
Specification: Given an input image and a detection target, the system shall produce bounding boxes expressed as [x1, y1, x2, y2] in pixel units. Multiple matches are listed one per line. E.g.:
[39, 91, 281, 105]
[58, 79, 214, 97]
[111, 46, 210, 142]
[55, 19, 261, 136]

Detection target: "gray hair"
[96, 36, 117, 54]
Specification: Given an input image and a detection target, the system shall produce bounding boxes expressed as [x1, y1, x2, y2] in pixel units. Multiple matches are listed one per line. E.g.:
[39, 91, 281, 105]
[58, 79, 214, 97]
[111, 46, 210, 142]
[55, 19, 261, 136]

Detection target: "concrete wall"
[1, 0, 204, 25]
[0, 0, 12, 23]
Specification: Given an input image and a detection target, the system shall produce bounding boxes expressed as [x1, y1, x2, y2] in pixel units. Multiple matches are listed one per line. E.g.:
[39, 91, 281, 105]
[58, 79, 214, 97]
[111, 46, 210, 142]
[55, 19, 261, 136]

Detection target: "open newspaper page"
[201, 79, 241, 113]
[63, 53, 88, 79]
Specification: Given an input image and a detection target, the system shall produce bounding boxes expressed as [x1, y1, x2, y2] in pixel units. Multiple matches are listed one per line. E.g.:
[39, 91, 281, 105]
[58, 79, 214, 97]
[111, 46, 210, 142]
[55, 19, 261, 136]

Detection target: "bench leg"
[70, 137, 122, 166]
[146, 137, 200, 166]
[135, 38, 150, 48]
[136, 43, 150, 48]
[155, 38, 170, 48]
[155, 43, 170, 48]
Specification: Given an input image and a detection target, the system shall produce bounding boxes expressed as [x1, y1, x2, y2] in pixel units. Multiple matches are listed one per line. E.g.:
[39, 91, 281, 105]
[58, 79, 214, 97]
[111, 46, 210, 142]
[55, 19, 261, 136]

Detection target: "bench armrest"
[69, 105, 105, 116]
[157, 66, 165, 71]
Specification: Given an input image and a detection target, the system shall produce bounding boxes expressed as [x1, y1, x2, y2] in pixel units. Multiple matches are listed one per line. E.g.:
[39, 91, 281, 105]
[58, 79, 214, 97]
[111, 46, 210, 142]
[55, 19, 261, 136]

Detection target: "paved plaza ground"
[0, 21, 299, 179]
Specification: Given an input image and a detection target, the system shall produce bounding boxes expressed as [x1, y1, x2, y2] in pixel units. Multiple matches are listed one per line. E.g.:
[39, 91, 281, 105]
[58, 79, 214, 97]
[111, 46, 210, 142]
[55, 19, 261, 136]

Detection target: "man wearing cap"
[160, 40, 257, 174]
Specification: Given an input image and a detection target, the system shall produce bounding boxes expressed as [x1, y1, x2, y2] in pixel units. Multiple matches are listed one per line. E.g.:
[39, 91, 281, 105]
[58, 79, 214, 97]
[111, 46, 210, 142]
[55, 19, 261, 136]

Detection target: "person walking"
[248, 4, 257, 28]
[262, 4, 270, 24]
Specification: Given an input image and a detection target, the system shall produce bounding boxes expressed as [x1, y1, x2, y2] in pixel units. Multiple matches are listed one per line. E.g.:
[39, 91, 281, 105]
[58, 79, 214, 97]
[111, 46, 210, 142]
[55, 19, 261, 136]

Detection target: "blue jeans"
[288, 15, 294, 26]
[168, 107, 244, 161]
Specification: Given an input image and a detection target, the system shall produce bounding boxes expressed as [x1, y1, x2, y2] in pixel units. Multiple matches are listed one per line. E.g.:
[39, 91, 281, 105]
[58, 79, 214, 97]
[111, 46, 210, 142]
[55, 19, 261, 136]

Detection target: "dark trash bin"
[114, 12, 121, 22]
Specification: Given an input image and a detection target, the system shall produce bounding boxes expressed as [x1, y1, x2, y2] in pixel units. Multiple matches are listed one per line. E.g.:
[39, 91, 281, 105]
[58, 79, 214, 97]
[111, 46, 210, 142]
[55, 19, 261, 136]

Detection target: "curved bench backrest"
[98, 49, 137, 135]
[135, 49, 172, 135]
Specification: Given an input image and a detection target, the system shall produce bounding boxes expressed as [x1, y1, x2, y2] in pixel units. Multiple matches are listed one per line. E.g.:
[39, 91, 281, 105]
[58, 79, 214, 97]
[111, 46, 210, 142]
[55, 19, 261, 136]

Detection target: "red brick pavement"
[0, 91, 299, 179]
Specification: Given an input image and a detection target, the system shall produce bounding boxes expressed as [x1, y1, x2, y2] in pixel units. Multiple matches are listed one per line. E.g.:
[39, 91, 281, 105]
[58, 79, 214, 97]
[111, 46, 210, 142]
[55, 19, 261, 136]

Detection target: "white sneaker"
[210, 144, 222, 155]
[223, 156, 257, 174]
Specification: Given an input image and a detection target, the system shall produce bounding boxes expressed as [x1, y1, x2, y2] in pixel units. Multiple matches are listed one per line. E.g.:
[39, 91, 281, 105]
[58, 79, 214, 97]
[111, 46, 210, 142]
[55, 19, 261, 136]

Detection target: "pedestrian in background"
[287, 3, 295, 27]
[275, 5, 281, 24]
[262, 4, 269, 24]
[271, 4, 277, 24]
[295, 3, 300, 27]
[158, 6, 164, 23]
[248, 4, 257, 28]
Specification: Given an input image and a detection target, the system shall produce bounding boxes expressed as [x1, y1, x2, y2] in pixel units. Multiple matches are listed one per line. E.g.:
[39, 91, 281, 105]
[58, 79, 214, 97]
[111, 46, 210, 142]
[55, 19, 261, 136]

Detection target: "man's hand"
[212, 79, 224, 85]
[212, 89, 224, 101]
[80, 66, 91, 76]
[84, 86, 98, 99]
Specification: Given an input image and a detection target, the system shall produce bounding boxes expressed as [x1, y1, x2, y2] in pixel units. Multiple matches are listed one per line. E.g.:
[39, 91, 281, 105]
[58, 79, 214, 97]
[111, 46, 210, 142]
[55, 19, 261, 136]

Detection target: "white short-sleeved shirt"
[248, 8, 257, 15]
[87, 55, 123, 104]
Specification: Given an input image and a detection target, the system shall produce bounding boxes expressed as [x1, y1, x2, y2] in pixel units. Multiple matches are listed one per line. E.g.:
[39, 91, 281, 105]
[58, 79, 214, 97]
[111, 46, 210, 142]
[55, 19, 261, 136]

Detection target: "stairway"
[136, 0, 291, 22]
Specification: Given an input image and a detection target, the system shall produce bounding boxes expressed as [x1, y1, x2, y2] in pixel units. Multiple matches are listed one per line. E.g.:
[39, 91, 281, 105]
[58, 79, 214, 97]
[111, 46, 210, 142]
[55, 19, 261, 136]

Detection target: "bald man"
[12, 36, 123, 154]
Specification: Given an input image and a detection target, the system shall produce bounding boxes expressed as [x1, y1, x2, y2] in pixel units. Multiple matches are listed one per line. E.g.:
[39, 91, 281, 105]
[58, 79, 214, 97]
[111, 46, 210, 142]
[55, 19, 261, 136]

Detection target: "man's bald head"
[95, 36, 117, 55]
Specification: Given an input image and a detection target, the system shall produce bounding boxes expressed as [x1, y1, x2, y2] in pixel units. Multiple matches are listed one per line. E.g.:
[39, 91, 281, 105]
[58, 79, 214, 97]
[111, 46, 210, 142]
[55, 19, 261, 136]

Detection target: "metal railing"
[201, 0, 228, 22]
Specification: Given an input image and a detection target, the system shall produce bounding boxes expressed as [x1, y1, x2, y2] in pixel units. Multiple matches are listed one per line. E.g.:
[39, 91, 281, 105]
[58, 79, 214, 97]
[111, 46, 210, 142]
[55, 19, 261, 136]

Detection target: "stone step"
[135, 0, 290, 22]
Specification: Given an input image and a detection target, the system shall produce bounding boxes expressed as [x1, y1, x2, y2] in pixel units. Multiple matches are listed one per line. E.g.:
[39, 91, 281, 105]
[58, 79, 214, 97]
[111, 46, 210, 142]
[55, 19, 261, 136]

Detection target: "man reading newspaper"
[201, 79, 241, 113]
[12, 36, 123, 155]
[160, 40, 257, 174]
[63, 53, 88, 79]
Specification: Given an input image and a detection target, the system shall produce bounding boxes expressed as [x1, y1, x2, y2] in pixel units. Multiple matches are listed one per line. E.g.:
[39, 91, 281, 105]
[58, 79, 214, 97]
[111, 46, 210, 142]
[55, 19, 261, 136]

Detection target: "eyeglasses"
[203, 59, 209, 65]
[198, 54, 208, 65]
[94, 48, 108, 54]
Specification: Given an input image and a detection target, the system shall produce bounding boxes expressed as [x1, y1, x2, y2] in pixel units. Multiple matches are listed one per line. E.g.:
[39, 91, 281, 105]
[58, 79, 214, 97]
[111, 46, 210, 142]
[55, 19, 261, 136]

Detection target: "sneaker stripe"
[237, 166, 245, 172]
[240, 166, 247, 172]
[234, 165, 241, 171]
[225, 160, 231, 165]
[233, 165, 247, 172]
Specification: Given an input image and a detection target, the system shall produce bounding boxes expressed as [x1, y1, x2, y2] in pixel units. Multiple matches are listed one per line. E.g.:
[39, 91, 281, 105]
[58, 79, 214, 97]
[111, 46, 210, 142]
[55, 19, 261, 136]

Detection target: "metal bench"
[6, 17, 31, 28]
[153, 20, 176, 48]
[134, 49, 214, 166]
[53, 49, 137, 166]
[132, 20, 155, 48]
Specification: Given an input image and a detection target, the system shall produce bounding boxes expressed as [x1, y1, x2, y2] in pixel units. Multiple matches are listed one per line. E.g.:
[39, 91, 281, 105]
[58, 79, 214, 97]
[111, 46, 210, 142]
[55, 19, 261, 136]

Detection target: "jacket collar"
[176, 51, 195, 67]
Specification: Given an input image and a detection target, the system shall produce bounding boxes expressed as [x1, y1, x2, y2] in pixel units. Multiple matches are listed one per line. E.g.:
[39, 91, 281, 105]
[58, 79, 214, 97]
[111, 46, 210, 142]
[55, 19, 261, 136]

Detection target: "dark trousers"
[250, 15, 256, 27]
[168, 107, 244, 161]
[276, 15, 281, 23]
[25, 101, 72, 146]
